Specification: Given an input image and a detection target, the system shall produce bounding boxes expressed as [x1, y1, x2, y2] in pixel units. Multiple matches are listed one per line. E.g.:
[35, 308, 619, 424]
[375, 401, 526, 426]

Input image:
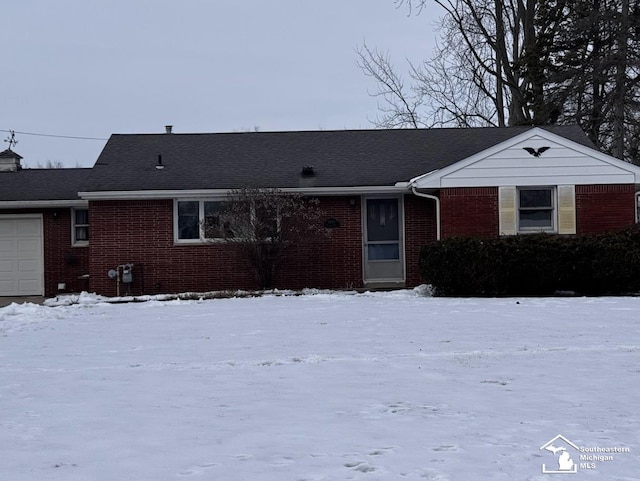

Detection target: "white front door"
[363, 196, 405, 284]
[0, 215, 44, 296]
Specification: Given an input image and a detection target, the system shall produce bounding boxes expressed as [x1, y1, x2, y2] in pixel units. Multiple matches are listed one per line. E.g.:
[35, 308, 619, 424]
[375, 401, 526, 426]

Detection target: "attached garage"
[0, 215, 44, 296]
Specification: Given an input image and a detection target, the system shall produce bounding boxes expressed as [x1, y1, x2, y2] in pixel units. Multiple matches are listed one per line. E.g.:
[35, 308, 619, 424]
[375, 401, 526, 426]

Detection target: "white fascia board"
[408, 170, 439, 185]
[0, 199, 88, 208]
[78, 185, 409, 200]
[410, 127, 640, 188]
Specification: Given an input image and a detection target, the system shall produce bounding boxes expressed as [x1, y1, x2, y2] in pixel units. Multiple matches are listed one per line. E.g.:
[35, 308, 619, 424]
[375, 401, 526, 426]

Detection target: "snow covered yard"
[0, 290, 638, 481]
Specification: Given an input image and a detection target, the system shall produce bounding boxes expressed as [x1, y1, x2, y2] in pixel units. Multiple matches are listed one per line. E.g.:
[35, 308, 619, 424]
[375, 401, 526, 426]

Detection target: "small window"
[177, 201, 199, 240]
[518, 187, 554, 232]
[72, 208, 89, 245]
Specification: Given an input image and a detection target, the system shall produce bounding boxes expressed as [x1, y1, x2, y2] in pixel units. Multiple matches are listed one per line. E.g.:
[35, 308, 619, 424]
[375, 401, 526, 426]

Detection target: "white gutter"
[78, 185, 409, 200]
[0, 199, 88, 208]
[411, 186, 441, 240]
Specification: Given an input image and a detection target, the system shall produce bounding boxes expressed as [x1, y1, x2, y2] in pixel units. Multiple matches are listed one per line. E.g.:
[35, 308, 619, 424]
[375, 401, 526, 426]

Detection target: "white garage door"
[0, 215, 44, 296]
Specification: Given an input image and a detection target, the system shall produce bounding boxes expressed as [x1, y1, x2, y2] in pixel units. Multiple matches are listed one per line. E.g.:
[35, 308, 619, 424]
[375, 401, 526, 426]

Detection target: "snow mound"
[0, 302, 65, 334]
[42, 285, 433, 310]
[44, 291, 110, 307]
[362, 284, 434, 298]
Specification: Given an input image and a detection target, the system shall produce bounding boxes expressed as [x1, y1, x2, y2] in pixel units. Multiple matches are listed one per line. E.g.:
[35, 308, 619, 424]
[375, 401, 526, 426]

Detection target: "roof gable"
[410, 127, 640, 188]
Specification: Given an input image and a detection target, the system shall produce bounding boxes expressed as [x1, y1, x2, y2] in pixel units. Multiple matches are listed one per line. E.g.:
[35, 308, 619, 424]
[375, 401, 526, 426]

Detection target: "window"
[72, 208, 89, 245]
[175, 199, 280, 242]
[366, 198, 400, 260]
[176, 200, 244, 242]
[499, 186, 575, 236]
[254, 202, 279, 240]
[518, 187, 554, 232]
[177, 201, 200, 240]
[176, 200, 229, 241]
[204, 201, 237, 239]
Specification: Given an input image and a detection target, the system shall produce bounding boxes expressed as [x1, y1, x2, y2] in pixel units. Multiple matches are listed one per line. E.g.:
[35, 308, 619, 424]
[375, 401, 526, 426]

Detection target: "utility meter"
[122, 264, 133, 283]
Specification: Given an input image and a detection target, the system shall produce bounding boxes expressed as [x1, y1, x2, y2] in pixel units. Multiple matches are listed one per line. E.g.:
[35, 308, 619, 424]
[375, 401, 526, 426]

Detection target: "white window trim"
[174, 199, 226, 244]
[71, 207, 89, 246]
[517, 186, 557, 233]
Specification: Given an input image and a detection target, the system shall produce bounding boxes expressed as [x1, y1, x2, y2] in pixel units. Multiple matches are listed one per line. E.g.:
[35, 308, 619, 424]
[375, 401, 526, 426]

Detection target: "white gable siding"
[412, 130, 640, 189]
[441, 137, 633, 186]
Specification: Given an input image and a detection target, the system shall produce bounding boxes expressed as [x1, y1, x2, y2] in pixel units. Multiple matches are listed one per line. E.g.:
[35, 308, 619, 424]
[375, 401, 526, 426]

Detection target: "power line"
[0, 129, 108, 141]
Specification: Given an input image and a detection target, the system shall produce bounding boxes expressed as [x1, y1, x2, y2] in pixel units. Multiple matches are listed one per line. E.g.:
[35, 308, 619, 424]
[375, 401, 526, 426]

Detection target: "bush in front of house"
[419, 226, 640, 296]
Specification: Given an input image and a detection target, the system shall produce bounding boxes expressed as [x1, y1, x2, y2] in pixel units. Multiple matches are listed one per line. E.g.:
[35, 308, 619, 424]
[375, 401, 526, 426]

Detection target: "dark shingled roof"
[0, 168, 91, 202]
[85, 125, 595, 192]
[0, 126, 596, 202]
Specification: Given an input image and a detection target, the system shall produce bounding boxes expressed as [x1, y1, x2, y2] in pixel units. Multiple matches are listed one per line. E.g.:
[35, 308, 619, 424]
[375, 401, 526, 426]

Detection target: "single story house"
[2, 125, 640, 297]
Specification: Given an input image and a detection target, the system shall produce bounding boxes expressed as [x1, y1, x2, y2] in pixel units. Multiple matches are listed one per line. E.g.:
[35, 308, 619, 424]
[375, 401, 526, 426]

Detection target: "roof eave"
[0, 199, 88, 208]
[78, 185, 410, 200]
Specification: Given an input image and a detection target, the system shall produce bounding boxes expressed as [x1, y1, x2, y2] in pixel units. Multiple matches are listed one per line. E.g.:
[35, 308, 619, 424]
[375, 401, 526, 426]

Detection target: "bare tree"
[206, 188, 326, 289]
[357, 0, 547, 128]
[359, 0, 640, 161]
[39, 160, 66, 169]
[357, 42, 426, 128]
[20, 159, 68, 169]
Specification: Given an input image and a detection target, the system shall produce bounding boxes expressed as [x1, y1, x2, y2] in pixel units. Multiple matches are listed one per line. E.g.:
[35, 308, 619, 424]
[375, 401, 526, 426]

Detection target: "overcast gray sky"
[4, 1, 439, 167]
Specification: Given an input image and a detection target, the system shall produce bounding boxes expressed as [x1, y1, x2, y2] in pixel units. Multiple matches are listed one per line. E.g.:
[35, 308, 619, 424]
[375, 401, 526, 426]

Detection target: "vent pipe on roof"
[301, 166, 315, 177]
[156, 154, 164, 170]
[165, 125, 173, 134]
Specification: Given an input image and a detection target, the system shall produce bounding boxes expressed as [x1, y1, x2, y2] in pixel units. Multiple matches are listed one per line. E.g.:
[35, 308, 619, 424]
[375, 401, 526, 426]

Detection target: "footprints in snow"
[178, 462, 220, 476]
[382, 401, 440, 416]
[343, 447, 396, 474]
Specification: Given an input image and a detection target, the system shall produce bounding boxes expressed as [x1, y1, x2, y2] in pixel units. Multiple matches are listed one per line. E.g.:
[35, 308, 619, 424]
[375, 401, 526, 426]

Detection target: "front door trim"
[361, 194, 406, 285]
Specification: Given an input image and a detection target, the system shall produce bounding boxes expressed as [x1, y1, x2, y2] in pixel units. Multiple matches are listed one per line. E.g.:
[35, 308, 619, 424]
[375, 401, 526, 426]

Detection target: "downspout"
[636, 191, 640, 223]
[411, 186, 441, 240]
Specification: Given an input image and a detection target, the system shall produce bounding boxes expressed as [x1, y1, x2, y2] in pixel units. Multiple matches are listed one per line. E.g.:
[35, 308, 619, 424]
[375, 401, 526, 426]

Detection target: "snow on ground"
[1, 290, 638, 480]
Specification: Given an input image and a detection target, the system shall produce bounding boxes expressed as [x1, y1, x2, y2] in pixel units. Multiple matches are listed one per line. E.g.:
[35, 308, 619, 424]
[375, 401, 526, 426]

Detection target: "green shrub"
[419, 226, 640, 296]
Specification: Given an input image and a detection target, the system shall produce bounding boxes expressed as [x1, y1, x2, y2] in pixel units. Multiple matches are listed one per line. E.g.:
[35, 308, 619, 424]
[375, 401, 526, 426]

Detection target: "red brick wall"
[0, 208, 90, 296]
[88, 197, 367, 296]
[438, 185, 636, 239]
[275, 196, 363, 290]
[440, 187, 499, 238]
[87, 195, 439, 296]
[404, 194, 438, 286]
[88, 199, 251, 296]
[576, 184, 636, 234]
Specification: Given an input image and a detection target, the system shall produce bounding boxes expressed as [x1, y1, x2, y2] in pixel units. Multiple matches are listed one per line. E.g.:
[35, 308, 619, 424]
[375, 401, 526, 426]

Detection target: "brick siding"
[404, 194, 438, 286]
[5, 184, 635, 298]
[575, 184, 636, 234]
[88, 197, 367, 296]
[440, 187, 499, 238]
[87, 195, 439, 296]
[438, 185, 637, 239]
